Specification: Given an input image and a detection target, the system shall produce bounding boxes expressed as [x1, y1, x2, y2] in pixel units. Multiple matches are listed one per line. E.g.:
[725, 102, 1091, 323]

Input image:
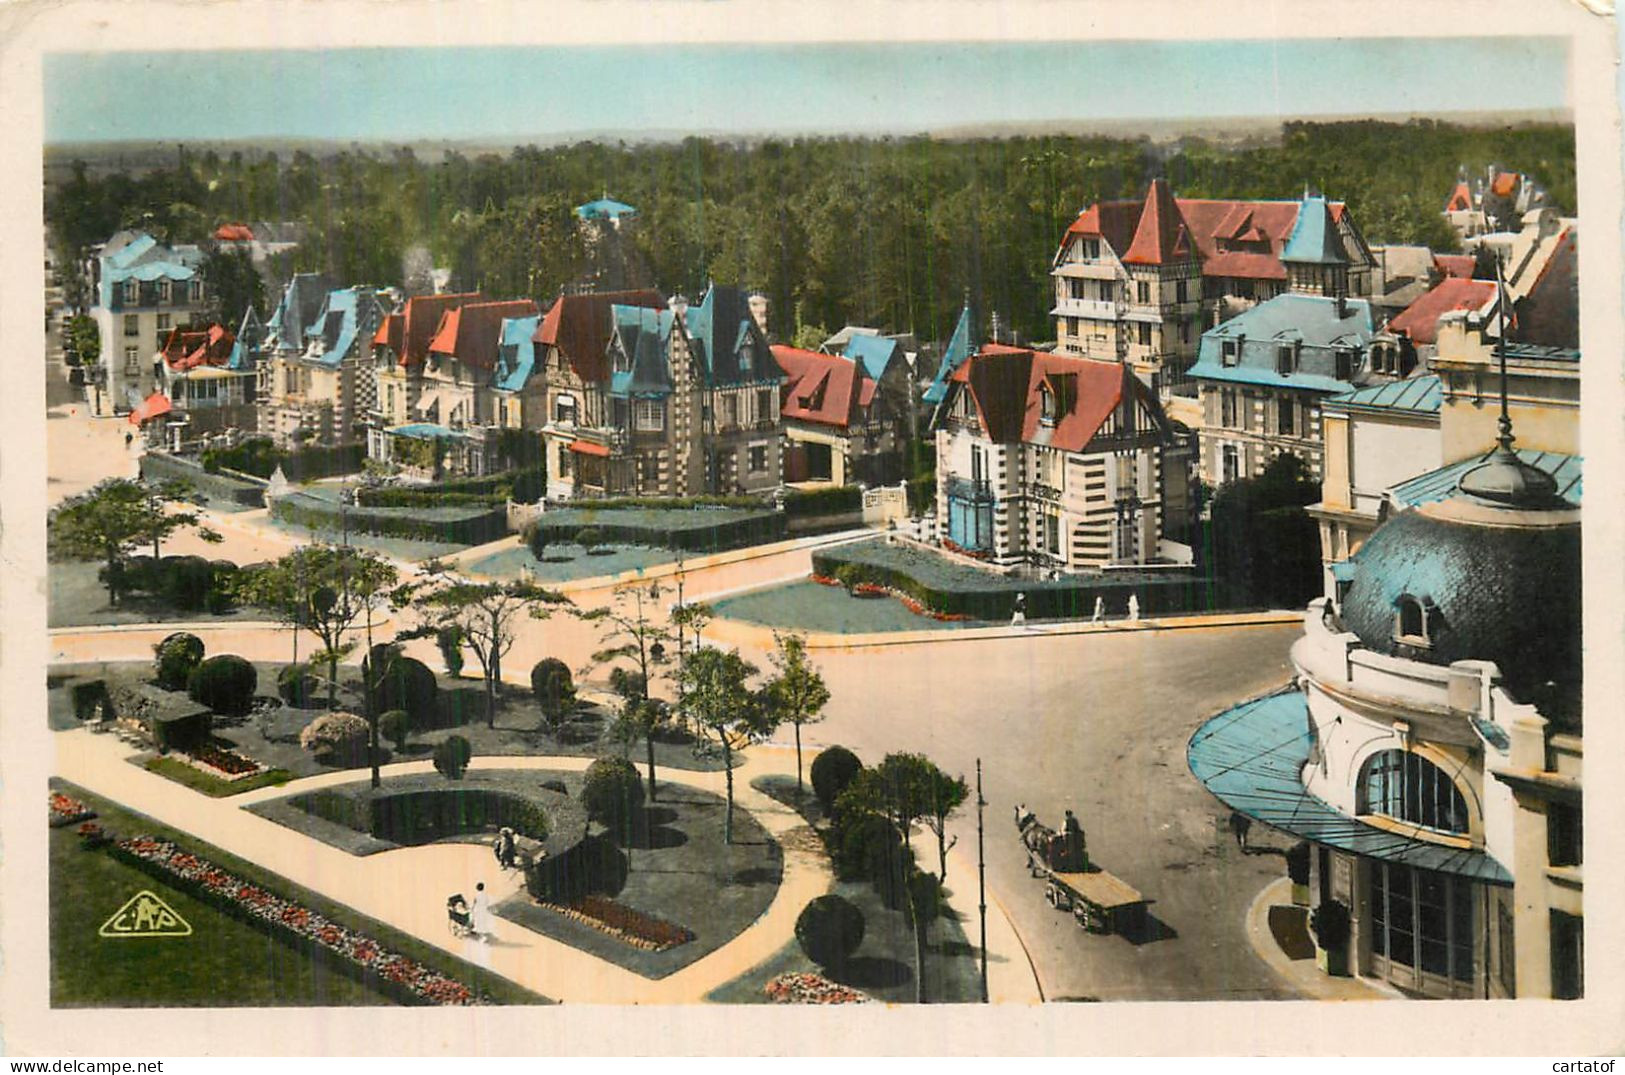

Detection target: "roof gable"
[772, 345, 868, 429]
[1122, 178, 1195, 266]
[962, 348, 1143, 452]
[1390, 278, 1497, 345]
[383, 291, 486, 367]
[429, 299, 540, 371]
[536, 289, 664, 383]
[1281, 196, 1350, 266]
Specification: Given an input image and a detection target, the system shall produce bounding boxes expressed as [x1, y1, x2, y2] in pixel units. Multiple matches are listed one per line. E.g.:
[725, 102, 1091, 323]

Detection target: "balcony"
[944, 476, 995, 503]
[1051, 297, 1120, 320]
[1053, 261, 1121, 281]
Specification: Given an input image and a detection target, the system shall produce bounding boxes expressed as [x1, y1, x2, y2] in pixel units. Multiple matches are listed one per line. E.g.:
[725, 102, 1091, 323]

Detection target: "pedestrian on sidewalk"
[1091, 596, 1104, 625]
[1127, 593, 1140, 622]
[124, 431, 133, 450]
[471, 881, 494, 942]
[1011, 592, 1026, 627]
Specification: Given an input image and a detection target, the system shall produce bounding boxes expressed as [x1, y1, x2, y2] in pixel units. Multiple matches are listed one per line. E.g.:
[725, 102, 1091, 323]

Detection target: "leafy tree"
[761, 632, 831, 795]
[64, 315, 100, 367]
[1209, 452, 1322, 610]
[677, 646, 778, 844]
[434, 734, 473, 780]
[187, 654, 258, 717]
[49, 479, 202, 607]
[795, 894, 865, 974]
[408, 572, 571, 728]
[199, 245, 266, 328]
[577, 581, 674, 800]
[152, 632, 205, 691]
[529, 658, 576, 729]
[378, 709, 412, 754]
[810, 745, 863, 816]
[581, 755, 645, 845]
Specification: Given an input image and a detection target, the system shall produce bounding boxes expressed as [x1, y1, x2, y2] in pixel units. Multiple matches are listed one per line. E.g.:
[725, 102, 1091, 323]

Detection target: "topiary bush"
[811, 745, 863, 815]
[161, 555, 216, 612]
[434, 734, 473, 780]
[1286, 841, 1312, 886]
[378, 709, 411, 754]
[152, 632, 205, 691]
[580, 755, 644, 844]
[574, 527, 604, 549]
[367, 646, 440, 730]
[530, 658, 576, 730]
[1311, 898, 1351, 950]
[277, 662, 323, 708]
[795, 894, 866, 974]
[187, 654, 258, 716]
[299, 711, 370, 766]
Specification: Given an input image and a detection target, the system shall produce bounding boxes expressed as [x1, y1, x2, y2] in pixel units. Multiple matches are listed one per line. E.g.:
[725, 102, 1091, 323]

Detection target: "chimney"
[748, 291, 769, 336]
[1335, 294, 1347, 319]
[668, 293, 688, 320]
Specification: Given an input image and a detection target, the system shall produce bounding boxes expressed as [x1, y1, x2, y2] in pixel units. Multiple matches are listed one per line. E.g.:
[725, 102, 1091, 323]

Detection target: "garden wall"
[812, 538, 1219, 621]
[269, 491, 509, 546]
[140, 452, 266, 508]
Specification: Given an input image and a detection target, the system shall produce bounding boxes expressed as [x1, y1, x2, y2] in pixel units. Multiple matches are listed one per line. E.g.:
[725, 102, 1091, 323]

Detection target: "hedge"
[270, 491, 508, 546]
[292, 785, 552, 846]
[810, 539, 1216, 622]
[140, 452, 265, 508]
[202, 438, 366, 481]
[559, 495, 763, 511]
[526, 507, 786, 554]
[356, 466, 546, 509]
[782, 485, 862, 518]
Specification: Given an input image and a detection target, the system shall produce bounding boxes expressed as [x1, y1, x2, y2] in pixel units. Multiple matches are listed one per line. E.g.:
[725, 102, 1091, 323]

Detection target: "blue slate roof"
[1389, 448, 1581, 509]
[227, 307, 264, 371]
[266, 273, 334, 351]
[575, 197, 637, 221]
[491, 314, 542, 393]
[1280, 195, 1349, 265]
[608, 304, 676, 398]
[923, 304, 975, 406]
[1189, 293, 1375, 395]
[1187, 690, 1512, 884]
[299, 287, 385, 368]
[96, 232, 201, 308]
[843, 333, 901, 381]
[1324, 375, 1442, 416]
[682, 285, 780, 387]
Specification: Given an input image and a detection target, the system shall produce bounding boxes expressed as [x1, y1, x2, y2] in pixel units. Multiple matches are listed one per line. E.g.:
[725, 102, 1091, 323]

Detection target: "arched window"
[1394, 593, 1431, 645]
[1039, 383, 1056, 425]
[1359, 750, 1469, 834]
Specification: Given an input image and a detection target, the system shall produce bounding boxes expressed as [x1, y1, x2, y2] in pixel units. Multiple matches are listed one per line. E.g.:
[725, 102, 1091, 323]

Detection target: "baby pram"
[447, 893, 474, 938]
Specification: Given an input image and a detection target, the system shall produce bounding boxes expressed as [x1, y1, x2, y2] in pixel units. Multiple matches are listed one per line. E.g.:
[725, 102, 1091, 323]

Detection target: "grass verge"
[144, 756, 294, 797]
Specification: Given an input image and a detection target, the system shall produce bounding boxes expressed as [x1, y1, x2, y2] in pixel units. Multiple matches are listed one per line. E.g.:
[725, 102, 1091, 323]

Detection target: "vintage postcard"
[1, 0, 1621, 1058]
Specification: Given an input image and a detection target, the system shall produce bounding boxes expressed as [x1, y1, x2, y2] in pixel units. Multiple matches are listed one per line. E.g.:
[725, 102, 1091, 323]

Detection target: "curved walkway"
[55, 728, 1038, 1004]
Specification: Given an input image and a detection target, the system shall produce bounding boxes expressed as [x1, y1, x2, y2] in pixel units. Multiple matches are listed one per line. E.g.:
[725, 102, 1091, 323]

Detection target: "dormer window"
[1221, 339, 1239, 367]
[1276, 344, 1295, 376]
[555, 394, 577, 426]
[1080, 239, 1100, 261]
[1039, 383, 1056, 425]
[738, 345, 753, 374]
[1394, 593, 1434, 647]
[1335, 349, 1353, 381]
[122, 280, 138, 304]
[158, 279, 173, 304]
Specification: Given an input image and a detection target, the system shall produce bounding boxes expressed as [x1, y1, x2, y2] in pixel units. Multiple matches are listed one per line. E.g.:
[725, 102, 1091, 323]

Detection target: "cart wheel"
[1073, 906, 1090, 929]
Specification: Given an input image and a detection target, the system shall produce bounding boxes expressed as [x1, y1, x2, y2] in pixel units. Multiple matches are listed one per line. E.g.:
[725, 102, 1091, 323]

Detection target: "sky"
[44, 37, 1569, 145]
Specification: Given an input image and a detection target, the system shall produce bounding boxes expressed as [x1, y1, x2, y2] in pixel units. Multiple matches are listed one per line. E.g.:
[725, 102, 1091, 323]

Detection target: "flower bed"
[49, 792, 96, 827]
[764, 972, 869, 1004]
[76, 821, 110, 849]
[181, 744, 264, 780]
[111, 836, 477, 1005]
[810, 574, 843, 587]
[541, 894, 694, 952]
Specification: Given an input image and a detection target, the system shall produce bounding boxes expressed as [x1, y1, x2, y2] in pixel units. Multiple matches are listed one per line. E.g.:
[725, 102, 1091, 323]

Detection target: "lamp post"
[977, 757, 988, 1003]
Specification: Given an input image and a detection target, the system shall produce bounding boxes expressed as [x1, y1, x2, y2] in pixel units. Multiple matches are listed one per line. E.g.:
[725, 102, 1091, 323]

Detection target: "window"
[748, 443, 769, 473]
[123, 314, 140, 337]
[188, 280, 203, 304]
[1137, 322, 1152, 347]
[641, 454, 660, 483]
[1498, 903, 1517, 996]
[120, 279, 138, 304]
[1359, 750, 1469, 835]
[1335, 349, 1353, 381]
[1176, 280, 1188, 304]
[1548, 801, 1583, 868]
[558, 444, 573, 478]
[970, 445, 987, 489]
[1369, 862, 1475, 987]
[1221, 339, 1239, 367]
[1221, 390, 1237, 428]
[635, 399, 664, 432]
[1276, 344, 1295, 376]
[738, 346, 753, 374]
[1136, 280, 1151, 304]
[158, 279, 172, 304]
[1179, 320, 1191, 345]
[1395, 594, 1431, 645]
[1278, 399, 1295, 435]
[721, 394, 738, 428]
[1039, 384, 1056, 425]
[1081, 239, 1100, 260]
[1045, 513, 1060, 555]
[123, 346, 140, 374]
[756, 388, 773, 423]
[554, 395, 577, 425]
[1550, 911, 1584, 1000]
[1222, 444, 1239, 484]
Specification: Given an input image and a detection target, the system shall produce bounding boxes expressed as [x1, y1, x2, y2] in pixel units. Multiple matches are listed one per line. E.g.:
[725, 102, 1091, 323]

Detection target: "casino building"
[1189, 401, 1582, 999]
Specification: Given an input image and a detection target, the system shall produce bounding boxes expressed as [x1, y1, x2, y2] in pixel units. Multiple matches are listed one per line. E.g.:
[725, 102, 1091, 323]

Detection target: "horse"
[1014, 804, 1055, 875]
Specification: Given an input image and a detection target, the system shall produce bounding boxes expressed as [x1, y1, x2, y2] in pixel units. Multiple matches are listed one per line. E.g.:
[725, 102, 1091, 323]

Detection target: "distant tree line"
[46, 120, 1575, 344]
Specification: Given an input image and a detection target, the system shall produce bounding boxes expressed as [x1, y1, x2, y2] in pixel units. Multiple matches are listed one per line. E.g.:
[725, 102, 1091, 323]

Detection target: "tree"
[529, 658, 576, 729]
[810, 745, 863, 816]
[762, 632, 831, 796]
[917, 763, 969, 883]
[677, 646, 778, 844]
[199, 245, 266, 328]
[409, 573, 571, 728]
[64, 315, 100, 367]
[152, 632, 205, 691]
[434, 734, 473, 780]
[1209, 452, 1322, 610]
[581, 755, 645, 845]
[577, 581, 674, 800]
[50, 479, 197, 607]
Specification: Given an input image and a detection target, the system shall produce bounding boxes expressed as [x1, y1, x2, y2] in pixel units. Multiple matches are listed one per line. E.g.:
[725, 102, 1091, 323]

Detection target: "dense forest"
[47, 119, 1575, 345]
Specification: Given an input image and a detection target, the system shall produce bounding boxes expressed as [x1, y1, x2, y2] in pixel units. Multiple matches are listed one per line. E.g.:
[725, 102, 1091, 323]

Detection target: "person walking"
[124, 431, 133, 450]
[1091, 596, 1104, 625]
[470, 881, 494, 942]
[1127, 593, 1140, 622]
[1011, 592, 1027, 627]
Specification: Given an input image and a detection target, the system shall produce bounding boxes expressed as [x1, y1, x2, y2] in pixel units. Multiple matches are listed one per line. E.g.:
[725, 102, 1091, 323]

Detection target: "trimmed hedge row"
[560, 494, 763, 511]
[290, 787, 551, 845]
[201, 439, 366, 481]
[525, 509, 786, 554]
[783, 485, 862, 518]
[270, 492, 508, 546]
[139, 452, 265, 508]
[356, 467, 545, 508]
[810, 542, 1217, 622]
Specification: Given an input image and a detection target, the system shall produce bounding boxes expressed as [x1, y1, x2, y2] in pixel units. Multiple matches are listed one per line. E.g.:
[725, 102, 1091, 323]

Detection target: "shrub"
[162, 555, 216, 611]
[379, 710, 412, 753]
[298, 711, 370, 766]
[277, 662, 323, 708]
[795, 894, 866, 973]
[581, 755, 644, 844]
[530, 658, 576, 729]
[435, 625, 466, 678]
[1286, 841, 1311, 886]
[831, 563, 865, 594]
[368, 647, 440, 730]
[1311, 899, 1352, 950]
[434, 735, 473, 780]
[187, 654, 258, 716]
[783, 485, 863, 518]
[833, 811, 907, 904]
[122, 554, 162, 594]
[152, 632, 205, 691]
[811, 746, 863, 814]
[574, 526, 604, 548]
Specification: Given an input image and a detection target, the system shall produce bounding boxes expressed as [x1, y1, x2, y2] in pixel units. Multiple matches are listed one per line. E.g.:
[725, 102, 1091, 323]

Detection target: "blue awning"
[1187, 690, 1512, 885]
[1329, 560, 1358, 582]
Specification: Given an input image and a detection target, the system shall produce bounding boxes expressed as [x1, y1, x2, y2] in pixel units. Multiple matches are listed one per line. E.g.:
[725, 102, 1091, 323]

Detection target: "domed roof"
[1340, 498, 1581, 710]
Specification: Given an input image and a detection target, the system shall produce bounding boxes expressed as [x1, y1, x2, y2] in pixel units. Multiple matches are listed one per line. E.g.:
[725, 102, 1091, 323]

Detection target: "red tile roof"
[1444, 182, 1474, 213]
[1122, 178, 1193, 266]
[376, 292, 486, 367]
[1490, 172, 1519, 198]
[1433, 254, 1476, 280]
[1064, 200, 1144, 258]
[161, 324, 235, 372]
[772, 344, 872, 430]
[960, 348, 1144, 453]
[1389, 278, 1497, 344]
[428, 300, 540, 371]
[535, 289, 664, 382]
[213, 223, 254, 241]
[128, 391, 172, 425]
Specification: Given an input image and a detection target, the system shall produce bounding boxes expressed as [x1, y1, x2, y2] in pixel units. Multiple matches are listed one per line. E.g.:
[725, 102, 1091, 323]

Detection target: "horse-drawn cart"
[1016, 804, 1149, 936]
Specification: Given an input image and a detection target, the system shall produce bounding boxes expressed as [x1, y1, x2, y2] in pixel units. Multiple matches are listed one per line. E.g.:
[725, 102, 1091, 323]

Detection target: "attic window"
[1335, 350, 1354, 381]
[1081, 239, 1100, 260]
[738, 345, 753, 373]
[1039, 383, 1056, 425]
[1394, 594, 1433, 648]
[1221, 339, 1240, 367]
[1276, 344, 1295, 376]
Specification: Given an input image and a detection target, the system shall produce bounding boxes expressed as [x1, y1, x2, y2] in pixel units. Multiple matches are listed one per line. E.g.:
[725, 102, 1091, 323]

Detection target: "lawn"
[49, 561, 258, 629]
[50, 781, 548, 1006]
[463, 542, 680, 583]
[262, 516, 467, 561]
[143, 756, 294, 798]
[710, 580, 983, 634]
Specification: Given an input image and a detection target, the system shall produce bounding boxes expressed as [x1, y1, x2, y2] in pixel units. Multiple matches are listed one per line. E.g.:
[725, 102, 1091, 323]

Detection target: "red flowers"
[810, 574, 844, 587]
[764, 972, 869, 1004]
[545, 894, 694, 951]
[186, 744, 262, 777]
[116, 836, 476, 1005]
[49, 792, 95, 827]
